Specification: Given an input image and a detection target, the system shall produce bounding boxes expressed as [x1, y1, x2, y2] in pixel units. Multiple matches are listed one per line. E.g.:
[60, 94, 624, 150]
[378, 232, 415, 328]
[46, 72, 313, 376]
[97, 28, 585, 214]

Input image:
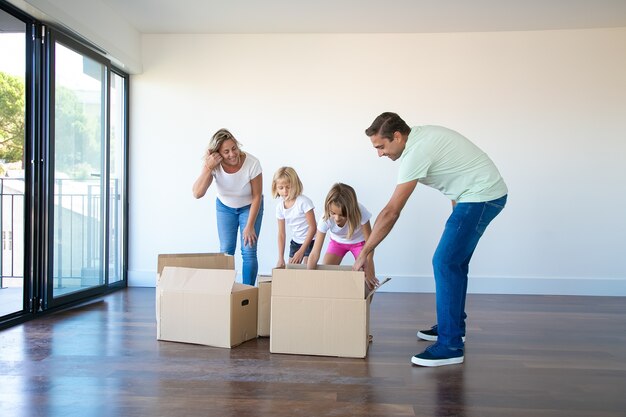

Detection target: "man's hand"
[353, 254, 379, 290]
[363, 257, 379, 290]
[353, 253, 366, 273]
[364, 271, 380, 291]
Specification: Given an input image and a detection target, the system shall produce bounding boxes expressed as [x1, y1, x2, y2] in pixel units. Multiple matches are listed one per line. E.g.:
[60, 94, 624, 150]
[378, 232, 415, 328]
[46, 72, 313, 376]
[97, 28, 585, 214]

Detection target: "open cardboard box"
[270, 264, 389, 358]
[156, 253, 258, 348]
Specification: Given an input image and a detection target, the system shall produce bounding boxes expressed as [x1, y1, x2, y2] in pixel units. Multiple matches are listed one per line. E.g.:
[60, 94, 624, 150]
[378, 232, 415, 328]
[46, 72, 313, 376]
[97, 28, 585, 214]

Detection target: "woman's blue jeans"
[216, 198, 263, 286]
[432, 195, 507, 350]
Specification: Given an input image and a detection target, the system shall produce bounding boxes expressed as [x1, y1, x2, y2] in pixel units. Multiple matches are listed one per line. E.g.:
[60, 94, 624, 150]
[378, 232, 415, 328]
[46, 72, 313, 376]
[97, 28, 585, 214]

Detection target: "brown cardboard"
[157, 252, 234, 275]
[257, 275, 272, 337]
[270, 264, 388, 358]
[156, 253, 258, 348]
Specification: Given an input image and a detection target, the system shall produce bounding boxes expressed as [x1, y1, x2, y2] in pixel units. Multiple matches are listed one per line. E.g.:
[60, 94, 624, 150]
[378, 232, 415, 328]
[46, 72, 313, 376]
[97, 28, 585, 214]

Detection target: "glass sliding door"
[0, 8, 27, 318]
[108, 71, 126, 285]
[0, 2, 129, 329]
[48, 34, 107, 302]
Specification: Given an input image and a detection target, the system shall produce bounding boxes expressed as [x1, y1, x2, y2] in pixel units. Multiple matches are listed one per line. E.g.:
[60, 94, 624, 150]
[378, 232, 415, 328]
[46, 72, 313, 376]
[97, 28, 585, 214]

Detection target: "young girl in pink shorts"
[307, 183, 376, 278]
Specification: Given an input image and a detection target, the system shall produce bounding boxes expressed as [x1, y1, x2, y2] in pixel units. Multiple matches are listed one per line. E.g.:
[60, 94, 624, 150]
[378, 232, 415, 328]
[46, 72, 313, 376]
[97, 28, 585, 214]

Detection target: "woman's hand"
[276, 258, 286, 268]
[243, 225, 257, 248]
[204, 151, 222, 170]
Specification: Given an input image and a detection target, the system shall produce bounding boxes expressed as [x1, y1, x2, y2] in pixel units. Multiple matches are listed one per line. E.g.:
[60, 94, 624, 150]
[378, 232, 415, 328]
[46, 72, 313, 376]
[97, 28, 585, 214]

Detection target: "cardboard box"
[156, 253, 258, 348]
[157, 252, 234, 275]
[270, 264, 388, 358]
[257, 275, 272, 337]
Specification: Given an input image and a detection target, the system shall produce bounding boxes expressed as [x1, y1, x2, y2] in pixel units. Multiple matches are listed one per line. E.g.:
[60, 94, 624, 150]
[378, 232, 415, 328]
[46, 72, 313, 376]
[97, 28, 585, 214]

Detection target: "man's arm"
[353, 179, 418, 272]
[360, 221, 379, 290]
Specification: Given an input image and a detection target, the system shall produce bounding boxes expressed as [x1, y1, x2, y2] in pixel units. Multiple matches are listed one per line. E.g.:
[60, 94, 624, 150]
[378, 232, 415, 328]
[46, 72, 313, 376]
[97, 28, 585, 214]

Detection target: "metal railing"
[0, 178, 24, 288]
[0, 177, 120, 289]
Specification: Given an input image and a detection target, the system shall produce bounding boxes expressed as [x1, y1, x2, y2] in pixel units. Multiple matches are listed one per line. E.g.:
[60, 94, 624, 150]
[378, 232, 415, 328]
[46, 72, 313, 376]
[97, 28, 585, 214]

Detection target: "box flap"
[272, 264, 365, 299]
[157, 253, 234, 275]
[257, 274, 272, 283]
[159, 266, 235, 295]
[232, 282, 255, 292]
[366, 277, 392, 300]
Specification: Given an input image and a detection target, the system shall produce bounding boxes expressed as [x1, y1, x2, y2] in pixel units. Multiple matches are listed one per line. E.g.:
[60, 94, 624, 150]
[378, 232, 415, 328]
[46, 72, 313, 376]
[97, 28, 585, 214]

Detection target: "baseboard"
[375, 275, 626, 296]
[128, 269, 626, 296]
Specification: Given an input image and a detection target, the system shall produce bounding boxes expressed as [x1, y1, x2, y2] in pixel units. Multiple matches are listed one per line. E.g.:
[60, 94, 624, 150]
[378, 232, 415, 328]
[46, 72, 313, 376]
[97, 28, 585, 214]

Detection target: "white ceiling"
[100, 0, 626, 34]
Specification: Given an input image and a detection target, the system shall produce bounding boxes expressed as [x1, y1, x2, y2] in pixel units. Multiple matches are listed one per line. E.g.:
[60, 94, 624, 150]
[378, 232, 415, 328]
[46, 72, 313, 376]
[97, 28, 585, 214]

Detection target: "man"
[353, 112, 508, 367]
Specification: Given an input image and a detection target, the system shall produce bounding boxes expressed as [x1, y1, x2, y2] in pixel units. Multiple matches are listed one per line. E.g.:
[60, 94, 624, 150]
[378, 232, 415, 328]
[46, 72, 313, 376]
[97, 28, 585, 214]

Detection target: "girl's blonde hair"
[271, 167, 303, 200]
[206, 128, 243, 156]
[323, 183, 362, 239]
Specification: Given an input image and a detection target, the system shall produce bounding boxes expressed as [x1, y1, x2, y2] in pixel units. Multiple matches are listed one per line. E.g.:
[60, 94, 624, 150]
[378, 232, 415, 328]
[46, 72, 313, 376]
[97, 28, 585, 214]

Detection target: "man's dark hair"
[364, 112, 411, 139]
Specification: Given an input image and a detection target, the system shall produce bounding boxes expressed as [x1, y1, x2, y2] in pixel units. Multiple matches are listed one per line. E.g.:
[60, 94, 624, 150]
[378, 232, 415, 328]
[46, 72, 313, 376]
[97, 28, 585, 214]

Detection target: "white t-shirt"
[275, 195, 315, 244]
[317, 203, 372, 244]
[212, 153, 262, 208]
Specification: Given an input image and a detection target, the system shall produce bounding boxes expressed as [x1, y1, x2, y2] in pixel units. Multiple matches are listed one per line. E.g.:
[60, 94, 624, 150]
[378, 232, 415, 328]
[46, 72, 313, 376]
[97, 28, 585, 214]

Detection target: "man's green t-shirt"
[397, 126, 508, 203]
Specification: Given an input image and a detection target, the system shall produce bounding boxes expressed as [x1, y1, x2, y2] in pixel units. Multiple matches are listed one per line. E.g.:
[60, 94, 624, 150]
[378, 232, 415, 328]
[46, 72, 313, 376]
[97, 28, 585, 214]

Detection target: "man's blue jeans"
[432, 195, 507, 350]
[216, 198, 264, 286]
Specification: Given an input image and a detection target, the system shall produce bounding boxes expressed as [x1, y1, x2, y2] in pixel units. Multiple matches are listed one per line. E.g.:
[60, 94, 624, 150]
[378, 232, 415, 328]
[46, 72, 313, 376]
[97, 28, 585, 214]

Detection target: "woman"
[192, 128, 263, 285]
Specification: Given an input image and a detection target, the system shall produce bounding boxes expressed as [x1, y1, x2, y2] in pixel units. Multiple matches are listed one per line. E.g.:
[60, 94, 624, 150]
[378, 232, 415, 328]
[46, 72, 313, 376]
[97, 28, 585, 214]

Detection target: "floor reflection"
[434, 364, 466, 417]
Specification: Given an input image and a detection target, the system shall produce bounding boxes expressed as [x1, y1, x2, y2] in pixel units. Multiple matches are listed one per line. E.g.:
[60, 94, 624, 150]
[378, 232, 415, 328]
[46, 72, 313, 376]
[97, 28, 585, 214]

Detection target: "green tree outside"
[0, 70, 100, 179]
[0, 71, 25, 169]
[54, 85, 100, 179]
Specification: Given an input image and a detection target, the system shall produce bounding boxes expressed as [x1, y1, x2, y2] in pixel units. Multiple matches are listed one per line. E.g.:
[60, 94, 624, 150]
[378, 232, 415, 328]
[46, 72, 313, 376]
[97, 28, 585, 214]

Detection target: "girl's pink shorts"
[326, 239, 365, 259]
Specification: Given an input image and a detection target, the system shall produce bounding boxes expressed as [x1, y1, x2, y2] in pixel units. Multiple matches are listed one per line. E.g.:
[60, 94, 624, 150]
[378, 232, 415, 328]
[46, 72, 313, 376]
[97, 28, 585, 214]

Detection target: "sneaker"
[417, 325, 466, 342]
[411, 343, 464, 367]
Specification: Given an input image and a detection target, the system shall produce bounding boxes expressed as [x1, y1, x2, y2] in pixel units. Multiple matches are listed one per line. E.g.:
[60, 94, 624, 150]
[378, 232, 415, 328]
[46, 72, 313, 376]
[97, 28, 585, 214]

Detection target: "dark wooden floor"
[1, 289, 625, 417]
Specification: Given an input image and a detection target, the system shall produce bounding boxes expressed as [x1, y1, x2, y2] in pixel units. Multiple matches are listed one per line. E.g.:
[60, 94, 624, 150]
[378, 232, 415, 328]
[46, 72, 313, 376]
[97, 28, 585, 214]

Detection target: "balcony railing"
[0, 177, 121, 289]
[0, 178, 25, 288]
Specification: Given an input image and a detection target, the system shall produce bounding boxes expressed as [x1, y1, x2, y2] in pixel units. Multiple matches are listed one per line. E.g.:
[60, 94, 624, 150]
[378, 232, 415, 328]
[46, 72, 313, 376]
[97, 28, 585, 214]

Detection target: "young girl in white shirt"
[307, 183, 376, 280]
[272, 167, 316, 267]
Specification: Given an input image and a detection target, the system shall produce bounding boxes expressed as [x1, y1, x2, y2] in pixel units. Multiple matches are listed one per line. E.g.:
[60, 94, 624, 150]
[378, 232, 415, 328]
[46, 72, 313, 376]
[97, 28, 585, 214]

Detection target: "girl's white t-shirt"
[317, 203, 372, 244]
[275, 195, 315, 244]
[212, 153, 262, 208]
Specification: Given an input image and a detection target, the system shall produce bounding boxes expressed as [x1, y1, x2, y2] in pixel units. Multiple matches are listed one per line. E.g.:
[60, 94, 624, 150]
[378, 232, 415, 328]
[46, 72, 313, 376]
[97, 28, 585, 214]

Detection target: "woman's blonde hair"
[323, 183, 362, 239]
[207, 128, 243, 155]
[271, 167, 303, 200]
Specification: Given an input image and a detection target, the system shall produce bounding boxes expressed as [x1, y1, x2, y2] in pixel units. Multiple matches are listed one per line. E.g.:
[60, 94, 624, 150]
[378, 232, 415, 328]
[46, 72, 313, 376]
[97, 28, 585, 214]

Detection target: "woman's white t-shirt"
[212, 153, 262, 208]
[317, 203, 372, 244]
[275, 195, 315, 244]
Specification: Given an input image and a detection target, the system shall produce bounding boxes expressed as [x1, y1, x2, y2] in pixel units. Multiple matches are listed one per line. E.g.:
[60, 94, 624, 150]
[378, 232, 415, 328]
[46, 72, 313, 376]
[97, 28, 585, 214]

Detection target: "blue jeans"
[432, 195, 507, 350]
[216, 198, 264, 286]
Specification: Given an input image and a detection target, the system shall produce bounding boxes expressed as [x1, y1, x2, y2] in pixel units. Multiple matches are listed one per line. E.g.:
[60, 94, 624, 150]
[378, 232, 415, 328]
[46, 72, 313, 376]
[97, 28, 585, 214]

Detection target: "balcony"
[0, 177, 122, 317]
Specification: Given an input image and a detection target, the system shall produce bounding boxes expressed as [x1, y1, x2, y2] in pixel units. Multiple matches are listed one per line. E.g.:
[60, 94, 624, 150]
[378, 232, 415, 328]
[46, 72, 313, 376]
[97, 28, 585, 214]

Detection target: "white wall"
[8, 0, 142, 73]
[129, 29, 626, 295]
